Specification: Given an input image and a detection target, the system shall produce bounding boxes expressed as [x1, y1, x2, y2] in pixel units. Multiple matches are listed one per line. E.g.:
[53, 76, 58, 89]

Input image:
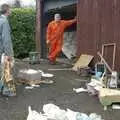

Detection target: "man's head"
[0, 4, 11, 16]
[54, 13, 61, 22]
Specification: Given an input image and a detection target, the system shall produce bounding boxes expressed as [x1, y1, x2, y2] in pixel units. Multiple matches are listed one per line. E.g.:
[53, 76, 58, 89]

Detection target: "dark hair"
[1, 4, 10, 14]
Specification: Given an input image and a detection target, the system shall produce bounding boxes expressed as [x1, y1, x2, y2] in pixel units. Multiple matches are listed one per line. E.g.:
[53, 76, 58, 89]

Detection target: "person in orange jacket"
[46, 13, 76, 64]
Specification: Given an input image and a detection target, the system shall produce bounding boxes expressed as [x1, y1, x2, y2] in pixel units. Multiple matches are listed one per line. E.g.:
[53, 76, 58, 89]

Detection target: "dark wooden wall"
[77, 0, 120, 71]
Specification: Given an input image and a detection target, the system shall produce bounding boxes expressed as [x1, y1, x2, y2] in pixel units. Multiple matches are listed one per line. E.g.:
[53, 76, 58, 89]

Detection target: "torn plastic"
[27, 106, 47, 120]
[43, 103, 67, 120]
[73, 88, 88, 93]
[38, 70, 54, 77]
[112, 104, 120, 109]
[27, 104, 104, 120]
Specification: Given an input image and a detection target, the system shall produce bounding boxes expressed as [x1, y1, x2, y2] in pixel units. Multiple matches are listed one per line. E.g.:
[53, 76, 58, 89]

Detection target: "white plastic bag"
[76, 113, 90, 120]
[43, 103, 67, 120]
[27, 106, 47, 120]
[27, 104, 104, 120]
[89, 113, 103, 120]
[66, 109, 78, 120]
[38, 70, 54, 77]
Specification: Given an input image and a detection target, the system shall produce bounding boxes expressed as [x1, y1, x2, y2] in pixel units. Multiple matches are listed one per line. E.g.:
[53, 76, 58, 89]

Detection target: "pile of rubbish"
[27, 103, 104, 120]
[17, 69, 54, 88]
[73, 52, 120, 110]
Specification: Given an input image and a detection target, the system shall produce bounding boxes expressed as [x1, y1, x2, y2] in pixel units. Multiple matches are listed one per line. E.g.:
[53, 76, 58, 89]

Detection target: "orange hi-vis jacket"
[46, 19, 76, 62]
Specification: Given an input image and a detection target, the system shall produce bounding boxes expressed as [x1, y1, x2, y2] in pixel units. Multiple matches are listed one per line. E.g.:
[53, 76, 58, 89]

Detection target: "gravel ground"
[0, 60, 119, 120]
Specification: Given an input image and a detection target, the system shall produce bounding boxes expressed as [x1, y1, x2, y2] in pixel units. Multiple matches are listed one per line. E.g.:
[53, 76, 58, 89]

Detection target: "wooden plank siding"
[37, 0, 120, 71]
[77, 0, 120, 71]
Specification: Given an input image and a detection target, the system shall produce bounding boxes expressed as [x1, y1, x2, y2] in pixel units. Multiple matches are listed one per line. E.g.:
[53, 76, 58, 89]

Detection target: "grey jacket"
[0, 14, 13, 58]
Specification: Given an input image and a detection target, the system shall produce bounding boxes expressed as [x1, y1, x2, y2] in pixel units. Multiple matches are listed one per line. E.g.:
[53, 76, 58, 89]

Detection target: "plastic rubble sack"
[43, 103, 68, 120]
[27, 104, 104, 120]
[89, 113, 103, 120]
[66, 109, 90, 120]
[66, 109, 78, 120]
[72, 112, 103, 120]
[66, 109, 104, 120]
[76, 113, 90, 120]
[27, 106, 47, 120]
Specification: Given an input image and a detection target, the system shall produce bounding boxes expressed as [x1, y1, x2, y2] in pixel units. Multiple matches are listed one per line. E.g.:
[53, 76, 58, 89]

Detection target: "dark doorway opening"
[43, 3, 77, 60]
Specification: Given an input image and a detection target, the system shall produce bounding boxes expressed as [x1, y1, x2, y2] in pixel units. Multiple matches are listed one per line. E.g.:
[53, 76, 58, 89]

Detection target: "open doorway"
[44, 1, 77, 60]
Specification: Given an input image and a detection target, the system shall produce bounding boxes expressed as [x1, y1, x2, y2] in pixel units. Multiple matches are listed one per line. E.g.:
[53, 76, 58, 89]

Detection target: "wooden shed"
[36, 0, 120, 71]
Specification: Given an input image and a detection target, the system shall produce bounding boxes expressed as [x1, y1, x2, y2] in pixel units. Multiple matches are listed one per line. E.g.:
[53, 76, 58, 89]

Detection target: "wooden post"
[35, 0, 42, 58]
[101, 43, 116, 70]
[97, 52, 112, 73]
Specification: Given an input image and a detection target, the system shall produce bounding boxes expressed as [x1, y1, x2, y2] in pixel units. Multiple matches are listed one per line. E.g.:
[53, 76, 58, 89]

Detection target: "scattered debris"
[96, 51, 120, 110]
[86, 77, 104, 96]
[69, 51, 120, 110]
[48, 54, 93, 76]
[17, 69, 54, 85]
[18, 79, 54, 86]
[108, 71, 118, 88]
[25, 86, 34, 90]
[31, 84, 40, 87]
[86, 83, 98, 96]
[27, 104, 104, 120]
[73, 87, 88, 93]
[25, 84, 40, 89]
[112, 104, 120, 110]
[38, 70, 54, 77]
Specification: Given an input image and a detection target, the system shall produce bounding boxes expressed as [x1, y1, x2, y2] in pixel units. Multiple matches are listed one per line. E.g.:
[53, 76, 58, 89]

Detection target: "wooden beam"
[102, 43, 116, 70]
[35, 0, 42, 58]
[48, 68, 72, 71]
[97, 52, 112, 73]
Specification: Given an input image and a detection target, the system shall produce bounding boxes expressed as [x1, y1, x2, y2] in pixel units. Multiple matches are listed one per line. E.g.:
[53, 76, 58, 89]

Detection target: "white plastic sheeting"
[73, 88, 88, 93]
[62, 32, 76, 59]
[27, 104, 104, 120]
[38, 70, 54, 78]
